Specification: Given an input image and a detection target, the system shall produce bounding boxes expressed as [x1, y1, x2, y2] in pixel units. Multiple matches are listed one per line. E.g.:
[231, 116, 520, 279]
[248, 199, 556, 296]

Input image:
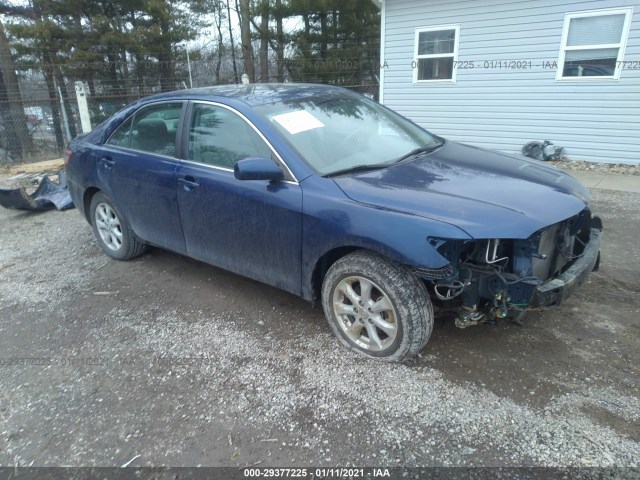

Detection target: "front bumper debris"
[531, 227, 601, 308]
[0, 171, 74, 211]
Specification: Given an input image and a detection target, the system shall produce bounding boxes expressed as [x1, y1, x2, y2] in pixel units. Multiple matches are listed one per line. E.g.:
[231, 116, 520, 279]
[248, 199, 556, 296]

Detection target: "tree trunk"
[119, 49, 131, 101]
[259, 0, 269, 82]
[42, 65, 65, 151]
[0, 70, 21, 163]
[158, 11, 175, 92]
[275, 0, 284, 81]
[158, 50, 173, 92]
[114, 11, 131, 101]
[30, 0, 65, 150]
[0, 20, 34, 162]
[302, 12, 311, 67]
[106, 50, 123, 96]
[53, 67, 77, 139]
[214, 1, 224, 83]
[320, 10, 328, 60]
[238, 0, 254, 82]
[226, 0, 238, 83]
[333, 8, 338, 50]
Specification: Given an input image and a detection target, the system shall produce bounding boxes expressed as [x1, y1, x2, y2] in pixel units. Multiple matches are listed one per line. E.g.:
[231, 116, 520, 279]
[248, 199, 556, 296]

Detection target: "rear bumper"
[531, 227, 601, 308]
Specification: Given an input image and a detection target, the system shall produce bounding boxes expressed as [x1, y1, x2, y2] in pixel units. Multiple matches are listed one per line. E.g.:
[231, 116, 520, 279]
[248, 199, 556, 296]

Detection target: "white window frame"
[413, 24, 460, 84]
[556, 7, 633, 81]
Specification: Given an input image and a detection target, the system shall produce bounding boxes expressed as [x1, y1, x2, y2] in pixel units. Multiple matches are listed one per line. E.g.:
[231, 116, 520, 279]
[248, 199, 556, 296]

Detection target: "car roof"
[141, 83, 350, 107]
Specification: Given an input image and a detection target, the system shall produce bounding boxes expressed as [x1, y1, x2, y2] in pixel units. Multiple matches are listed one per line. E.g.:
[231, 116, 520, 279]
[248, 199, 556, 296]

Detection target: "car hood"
[332, 141, 591, 239]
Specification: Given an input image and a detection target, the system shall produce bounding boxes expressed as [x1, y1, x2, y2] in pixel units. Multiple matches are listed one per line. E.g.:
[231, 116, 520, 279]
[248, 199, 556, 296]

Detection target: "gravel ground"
[546, 160, 640, 175]
[0, 188, 638, 470]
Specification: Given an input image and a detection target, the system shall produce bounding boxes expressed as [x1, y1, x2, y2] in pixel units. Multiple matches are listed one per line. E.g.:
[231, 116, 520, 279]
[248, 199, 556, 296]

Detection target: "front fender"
[301, 175, 470, 300]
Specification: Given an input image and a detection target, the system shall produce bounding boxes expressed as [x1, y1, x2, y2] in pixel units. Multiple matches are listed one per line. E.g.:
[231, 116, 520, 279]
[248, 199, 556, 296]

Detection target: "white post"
[186, 48, 193, 88]
[75, 81, 92, 133]
[54, 77, 72, 143]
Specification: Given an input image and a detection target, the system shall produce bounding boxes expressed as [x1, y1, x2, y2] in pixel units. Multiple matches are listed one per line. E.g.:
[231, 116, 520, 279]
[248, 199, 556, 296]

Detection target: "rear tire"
[89, 191, 146, 260]
[321, 250, 433, 362]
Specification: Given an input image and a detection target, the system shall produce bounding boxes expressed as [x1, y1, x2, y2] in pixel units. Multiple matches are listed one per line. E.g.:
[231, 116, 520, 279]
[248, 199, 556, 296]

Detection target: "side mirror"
[234, 157, 284, 181]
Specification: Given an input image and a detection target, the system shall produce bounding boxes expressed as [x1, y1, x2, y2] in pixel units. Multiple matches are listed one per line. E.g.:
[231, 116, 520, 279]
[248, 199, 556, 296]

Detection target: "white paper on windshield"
[273, 110, 325, 134]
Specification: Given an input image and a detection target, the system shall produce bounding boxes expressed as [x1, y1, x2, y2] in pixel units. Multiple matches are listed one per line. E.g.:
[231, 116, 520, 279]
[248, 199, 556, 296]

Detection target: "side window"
[106, 116, 133, 147]
[129, 102, 183, 157]
[188, 103, 272, 169]
[557, 8, 633, 80]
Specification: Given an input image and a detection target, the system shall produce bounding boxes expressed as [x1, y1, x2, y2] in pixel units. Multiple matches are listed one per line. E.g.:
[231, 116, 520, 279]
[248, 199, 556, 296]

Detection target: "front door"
[176, 102, 303, 295]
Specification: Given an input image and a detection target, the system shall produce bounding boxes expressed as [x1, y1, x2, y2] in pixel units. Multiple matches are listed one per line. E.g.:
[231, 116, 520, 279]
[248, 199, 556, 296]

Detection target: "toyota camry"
[66, 83, 602, 361]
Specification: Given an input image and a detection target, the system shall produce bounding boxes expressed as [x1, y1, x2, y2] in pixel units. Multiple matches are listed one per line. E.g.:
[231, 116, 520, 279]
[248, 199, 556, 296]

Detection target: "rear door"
[176, 101, 303, 294]
[98, 101, 187, 254]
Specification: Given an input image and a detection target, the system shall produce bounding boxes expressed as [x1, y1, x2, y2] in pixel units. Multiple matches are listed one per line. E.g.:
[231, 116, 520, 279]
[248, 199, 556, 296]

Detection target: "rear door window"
[106, 102, 183, 157]
[105, 116, 133, 148]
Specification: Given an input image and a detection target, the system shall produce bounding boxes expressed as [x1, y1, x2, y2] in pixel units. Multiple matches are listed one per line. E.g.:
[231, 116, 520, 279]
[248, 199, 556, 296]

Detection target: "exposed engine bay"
[420, 208, 603, 328]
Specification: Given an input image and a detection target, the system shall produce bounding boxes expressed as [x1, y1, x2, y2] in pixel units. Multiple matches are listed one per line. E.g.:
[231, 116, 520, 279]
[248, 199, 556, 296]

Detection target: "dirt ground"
[0, 187, 638, 470]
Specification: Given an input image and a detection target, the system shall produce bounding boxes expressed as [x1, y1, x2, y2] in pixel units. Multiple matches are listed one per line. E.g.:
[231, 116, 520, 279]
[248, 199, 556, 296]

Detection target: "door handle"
[179, 176, 200, 190]
[98, 156, 115, 169]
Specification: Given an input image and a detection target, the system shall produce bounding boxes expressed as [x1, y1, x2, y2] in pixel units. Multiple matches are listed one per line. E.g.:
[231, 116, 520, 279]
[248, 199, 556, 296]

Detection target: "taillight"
[63, 148, 73, 168]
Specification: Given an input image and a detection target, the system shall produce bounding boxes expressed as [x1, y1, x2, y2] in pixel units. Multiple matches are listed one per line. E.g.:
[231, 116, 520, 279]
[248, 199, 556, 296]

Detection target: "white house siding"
[380, 0, 640, 164]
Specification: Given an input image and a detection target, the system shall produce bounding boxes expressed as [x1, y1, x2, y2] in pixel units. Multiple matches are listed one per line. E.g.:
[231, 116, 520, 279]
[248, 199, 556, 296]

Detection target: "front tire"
[89, 192, 146, 260]
[321, 251, 433, 362]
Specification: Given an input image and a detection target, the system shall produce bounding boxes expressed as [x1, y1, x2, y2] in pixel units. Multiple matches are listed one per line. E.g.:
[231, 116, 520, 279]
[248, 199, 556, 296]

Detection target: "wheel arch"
[82, 187, 101, 224]
[308, 239, 425, 303]
[310, 246, 361, 303]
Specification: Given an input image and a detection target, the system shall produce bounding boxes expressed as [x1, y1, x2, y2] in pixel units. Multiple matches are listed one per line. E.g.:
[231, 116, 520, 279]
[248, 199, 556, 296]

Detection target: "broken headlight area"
[423, 208, 602, 328]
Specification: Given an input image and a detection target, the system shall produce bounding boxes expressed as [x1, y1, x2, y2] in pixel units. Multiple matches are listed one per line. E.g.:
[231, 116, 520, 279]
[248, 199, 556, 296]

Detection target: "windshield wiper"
[324, 142, 444, 178]
[324, 163, 392, 178]
[391, 143, 443, 164]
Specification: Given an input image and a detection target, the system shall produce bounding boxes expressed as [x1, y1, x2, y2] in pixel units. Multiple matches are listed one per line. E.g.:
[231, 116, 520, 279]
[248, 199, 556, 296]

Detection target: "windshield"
[254, 92, 443, 176]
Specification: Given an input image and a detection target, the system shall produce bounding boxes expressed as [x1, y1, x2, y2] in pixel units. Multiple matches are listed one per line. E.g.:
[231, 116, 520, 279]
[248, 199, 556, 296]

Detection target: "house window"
[413, 25, 460, 83]
[557, 8, 633, 80]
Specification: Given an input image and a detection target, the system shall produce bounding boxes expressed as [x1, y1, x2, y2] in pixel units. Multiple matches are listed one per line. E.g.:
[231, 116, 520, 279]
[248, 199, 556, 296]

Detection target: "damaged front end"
[421, 208, 603, 328]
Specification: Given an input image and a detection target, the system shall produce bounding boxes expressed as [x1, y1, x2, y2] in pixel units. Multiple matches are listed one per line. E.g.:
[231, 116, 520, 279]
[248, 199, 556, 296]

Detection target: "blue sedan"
[66, 83, 602, 361]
